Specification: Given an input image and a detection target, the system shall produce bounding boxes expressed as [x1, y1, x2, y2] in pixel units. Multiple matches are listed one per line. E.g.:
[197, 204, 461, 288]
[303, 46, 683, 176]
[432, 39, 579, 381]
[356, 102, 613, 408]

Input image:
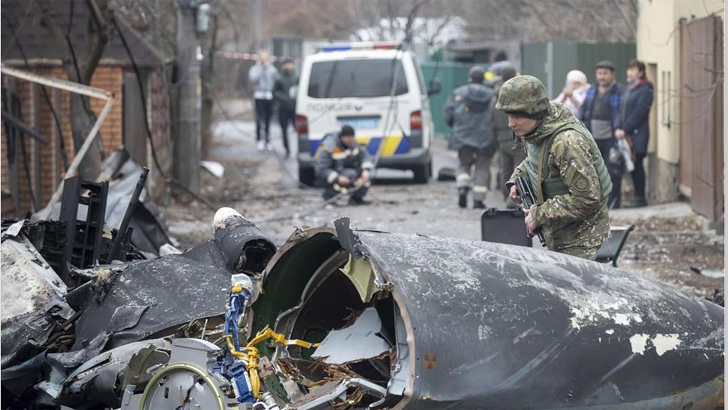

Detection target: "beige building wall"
[637, 0, 724, 163]
[635, 0, 724, 202]
[636, 0, 677, 162]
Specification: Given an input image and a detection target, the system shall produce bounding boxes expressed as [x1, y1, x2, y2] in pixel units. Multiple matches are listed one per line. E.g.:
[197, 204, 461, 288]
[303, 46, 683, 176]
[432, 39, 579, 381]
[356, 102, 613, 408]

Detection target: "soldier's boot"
[458, 187, 469, 208]
[472, 186, 487, 210]
[626, 197, 647, 208]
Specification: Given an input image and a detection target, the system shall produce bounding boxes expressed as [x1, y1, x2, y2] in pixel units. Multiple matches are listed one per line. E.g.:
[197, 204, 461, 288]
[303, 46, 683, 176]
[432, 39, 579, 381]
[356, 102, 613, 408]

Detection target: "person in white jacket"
[553, 70, 590, 116]
[248, 50, 278, 150]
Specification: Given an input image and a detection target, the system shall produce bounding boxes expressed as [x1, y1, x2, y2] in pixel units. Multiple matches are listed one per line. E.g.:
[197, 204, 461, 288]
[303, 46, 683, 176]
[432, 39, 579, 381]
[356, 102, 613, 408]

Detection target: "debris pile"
[1, 183, 724, 410]
[0, 150, 277, 409]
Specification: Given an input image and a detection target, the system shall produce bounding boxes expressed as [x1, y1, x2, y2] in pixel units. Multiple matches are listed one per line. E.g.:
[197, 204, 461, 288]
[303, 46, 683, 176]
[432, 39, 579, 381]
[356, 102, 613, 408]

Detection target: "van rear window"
[307, 59, 408, 98]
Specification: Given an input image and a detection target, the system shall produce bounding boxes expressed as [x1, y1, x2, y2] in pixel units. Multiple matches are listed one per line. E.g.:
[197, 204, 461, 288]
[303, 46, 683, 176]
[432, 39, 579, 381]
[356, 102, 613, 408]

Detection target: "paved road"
[163, 116, 720, 298]
[207, 119, 511, 246]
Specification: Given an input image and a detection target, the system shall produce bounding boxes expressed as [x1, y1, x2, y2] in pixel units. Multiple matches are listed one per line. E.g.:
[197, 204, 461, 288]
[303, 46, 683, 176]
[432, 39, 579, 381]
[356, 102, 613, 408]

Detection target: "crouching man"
[315, 125, 373, 205]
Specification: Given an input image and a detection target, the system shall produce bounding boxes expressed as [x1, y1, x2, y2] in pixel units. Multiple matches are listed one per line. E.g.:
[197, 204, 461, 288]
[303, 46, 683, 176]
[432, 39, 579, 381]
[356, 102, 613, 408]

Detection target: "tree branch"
[81, 0, 111, 83]
[39, 0, 72, 66]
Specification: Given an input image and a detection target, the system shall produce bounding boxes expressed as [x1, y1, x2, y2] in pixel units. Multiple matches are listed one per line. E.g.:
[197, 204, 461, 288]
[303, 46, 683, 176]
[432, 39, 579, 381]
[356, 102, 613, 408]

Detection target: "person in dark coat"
[579, 60, 625, 209]
[315, 125, 373, 205]
[274, 58, 298, 158]
[444, 66, 496, 209]
[615, 60, 654, 208]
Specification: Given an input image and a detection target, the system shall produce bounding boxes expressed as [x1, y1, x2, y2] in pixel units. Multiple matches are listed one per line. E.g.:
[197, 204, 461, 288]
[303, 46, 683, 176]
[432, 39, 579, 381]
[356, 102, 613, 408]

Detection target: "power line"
[111, 13, 217, 212]
[261, 39, 414, 224]
[1, 0, 36, 60]
[6, 19, 70, 171]
[212, 96, 314, 188]
[62, 0, 105, 159]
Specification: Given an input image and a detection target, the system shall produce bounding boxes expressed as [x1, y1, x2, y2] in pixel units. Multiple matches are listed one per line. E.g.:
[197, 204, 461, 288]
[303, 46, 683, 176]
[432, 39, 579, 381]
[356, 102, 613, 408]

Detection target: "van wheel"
[412, 162, 432, 184]
[299, 166, 316, 187]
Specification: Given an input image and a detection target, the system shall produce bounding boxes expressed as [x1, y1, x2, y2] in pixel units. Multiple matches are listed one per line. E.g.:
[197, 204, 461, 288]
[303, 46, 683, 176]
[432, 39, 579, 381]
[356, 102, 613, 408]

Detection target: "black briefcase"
[480, 208, 532, 247]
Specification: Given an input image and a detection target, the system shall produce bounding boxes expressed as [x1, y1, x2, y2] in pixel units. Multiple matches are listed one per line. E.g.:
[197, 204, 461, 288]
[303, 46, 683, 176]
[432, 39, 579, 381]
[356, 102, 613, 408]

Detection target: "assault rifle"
[514, 176, 546, 246]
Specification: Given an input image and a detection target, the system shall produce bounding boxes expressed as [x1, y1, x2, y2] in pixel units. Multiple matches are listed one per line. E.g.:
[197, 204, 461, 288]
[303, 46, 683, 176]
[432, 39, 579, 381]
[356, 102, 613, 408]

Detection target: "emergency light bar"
[319, 42, 400, 52]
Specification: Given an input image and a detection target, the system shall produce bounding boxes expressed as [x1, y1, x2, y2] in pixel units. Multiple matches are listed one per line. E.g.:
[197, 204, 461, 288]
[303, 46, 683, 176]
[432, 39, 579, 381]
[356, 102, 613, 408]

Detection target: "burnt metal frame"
[59, 175, 108, 285]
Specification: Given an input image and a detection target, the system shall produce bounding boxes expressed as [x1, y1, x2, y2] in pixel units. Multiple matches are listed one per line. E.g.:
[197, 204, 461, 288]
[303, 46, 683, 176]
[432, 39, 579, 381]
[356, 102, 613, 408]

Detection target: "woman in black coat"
[616, 60, 654, 208]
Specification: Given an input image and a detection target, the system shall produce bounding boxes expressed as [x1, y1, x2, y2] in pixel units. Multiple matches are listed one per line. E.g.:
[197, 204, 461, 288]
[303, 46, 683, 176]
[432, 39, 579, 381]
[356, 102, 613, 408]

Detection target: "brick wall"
[146, 70, 173, 199]
[0, 65, 170, 216]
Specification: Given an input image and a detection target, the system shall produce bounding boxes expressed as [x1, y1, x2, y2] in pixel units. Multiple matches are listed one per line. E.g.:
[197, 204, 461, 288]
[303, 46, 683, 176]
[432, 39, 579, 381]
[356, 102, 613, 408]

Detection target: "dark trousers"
[323, 168, 368, 200]
[278, 107, 295, 154]
[596, 138, 622, 209]
[255, 99, 273, 142]
[632, 153, 647, 199]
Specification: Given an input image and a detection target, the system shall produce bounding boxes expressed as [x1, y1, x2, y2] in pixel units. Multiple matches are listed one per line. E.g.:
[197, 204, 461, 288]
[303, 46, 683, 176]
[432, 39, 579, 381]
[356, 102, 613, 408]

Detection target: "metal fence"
[420, 61, 473, 138]
[522, 39, 636, 99]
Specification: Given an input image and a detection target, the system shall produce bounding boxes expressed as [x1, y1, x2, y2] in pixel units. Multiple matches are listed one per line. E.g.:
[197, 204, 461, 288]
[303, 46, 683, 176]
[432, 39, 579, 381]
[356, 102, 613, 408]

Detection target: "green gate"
[522, 39, 636, 99]
[420, 62, 473, 138]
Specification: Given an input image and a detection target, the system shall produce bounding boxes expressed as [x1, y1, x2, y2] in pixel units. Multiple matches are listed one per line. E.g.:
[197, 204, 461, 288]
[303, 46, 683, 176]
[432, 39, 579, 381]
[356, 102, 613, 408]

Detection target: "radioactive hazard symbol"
[423, 353, 437, 371]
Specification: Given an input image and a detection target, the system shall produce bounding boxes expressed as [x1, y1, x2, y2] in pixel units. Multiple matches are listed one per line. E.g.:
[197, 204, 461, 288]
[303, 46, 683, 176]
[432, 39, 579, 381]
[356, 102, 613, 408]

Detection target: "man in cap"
[497, 75, 612, 260]
[579, 60, 625, 208]
[444, 66, 497, 209]
[315, 125, 373, 205]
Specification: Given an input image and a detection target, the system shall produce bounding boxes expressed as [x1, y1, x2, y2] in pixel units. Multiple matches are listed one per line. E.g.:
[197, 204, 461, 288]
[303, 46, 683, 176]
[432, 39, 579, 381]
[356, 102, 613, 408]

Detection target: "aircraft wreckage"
[1, 208, 724, 410]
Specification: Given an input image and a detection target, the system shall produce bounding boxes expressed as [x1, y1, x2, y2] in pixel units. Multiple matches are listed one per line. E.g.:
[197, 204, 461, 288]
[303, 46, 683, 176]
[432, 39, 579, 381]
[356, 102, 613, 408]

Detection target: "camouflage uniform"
[497, 76, 611, 260]
[490, 66, 526, 205]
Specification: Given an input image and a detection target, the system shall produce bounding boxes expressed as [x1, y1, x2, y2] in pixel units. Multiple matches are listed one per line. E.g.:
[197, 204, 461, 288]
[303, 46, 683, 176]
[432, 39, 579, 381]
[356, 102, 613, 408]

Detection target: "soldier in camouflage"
[489, 64, 524, 208]
[496, 75, 611, 260]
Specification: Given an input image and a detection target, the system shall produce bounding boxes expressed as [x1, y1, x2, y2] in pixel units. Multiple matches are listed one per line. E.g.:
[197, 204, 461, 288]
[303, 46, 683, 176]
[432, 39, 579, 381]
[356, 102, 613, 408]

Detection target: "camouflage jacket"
[506, 102, 611, 258]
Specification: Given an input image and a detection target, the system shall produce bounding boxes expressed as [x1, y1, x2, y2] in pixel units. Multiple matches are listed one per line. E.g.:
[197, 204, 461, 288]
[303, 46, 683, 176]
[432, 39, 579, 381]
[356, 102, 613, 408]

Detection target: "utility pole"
[175, 0, 201, 194]
[254, 0, 263, 50]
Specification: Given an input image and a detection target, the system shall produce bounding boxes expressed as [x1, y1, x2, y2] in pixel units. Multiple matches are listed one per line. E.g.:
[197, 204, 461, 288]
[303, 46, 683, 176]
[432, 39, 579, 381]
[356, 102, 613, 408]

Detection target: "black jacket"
[273, 71, 298, 111]
[620, 80, 654, 154]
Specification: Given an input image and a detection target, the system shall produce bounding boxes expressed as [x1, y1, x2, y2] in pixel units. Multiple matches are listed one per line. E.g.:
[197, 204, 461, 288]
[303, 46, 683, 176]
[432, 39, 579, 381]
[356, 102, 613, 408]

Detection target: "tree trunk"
[40, 0, 111, 179]
[69, 93, 102, 178]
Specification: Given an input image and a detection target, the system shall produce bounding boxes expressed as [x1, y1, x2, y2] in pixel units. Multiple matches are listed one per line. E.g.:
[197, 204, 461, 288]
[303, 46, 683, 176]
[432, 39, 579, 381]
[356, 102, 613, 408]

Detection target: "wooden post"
[174, 1, 201, 194]
[6, 79, 20, 214]
[32, 83, 42, 210]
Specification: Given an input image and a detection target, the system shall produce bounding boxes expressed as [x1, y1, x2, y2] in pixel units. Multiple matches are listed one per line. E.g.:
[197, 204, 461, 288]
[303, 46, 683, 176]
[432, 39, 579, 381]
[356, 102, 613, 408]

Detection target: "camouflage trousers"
[498, 142, 526, 204]
[555, 245, 600, 261]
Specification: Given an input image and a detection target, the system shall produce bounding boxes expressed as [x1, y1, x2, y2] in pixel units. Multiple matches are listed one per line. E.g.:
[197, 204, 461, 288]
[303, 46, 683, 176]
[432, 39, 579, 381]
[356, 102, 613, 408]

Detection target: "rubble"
[247, 218, 723, 409]
[1, 207, 723, 409]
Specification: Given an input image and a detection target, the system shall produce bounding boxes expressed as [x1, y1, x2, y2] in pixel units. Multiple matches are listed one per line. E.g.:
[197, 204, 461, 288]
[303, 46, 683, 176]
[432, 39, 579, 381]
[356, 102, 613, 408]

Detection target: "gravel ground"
[160, 114, 724, 301]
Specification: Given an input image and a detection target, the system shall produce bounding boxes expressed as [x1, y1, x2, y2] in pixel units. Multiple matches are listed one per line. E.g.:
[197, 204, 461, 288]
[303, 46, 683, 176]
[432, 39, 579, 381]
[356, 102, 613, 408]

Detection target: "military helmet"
[495, 75, 550, 115]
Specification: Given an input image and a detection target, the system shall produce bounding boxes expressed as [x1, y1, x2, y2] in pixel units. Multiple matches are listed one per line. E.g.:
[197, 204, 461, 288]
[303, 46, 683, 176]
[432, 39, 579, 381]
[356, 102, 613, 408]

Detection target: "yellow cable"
[223, 326, 319, 399]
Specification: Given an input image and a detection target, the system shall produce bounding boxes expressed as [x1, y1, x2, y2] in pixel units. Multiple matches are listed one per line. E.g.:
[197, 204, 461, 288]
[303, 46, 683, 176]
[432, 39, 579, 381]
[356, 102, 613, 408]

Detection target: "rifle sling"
[536, 138, 547, 204]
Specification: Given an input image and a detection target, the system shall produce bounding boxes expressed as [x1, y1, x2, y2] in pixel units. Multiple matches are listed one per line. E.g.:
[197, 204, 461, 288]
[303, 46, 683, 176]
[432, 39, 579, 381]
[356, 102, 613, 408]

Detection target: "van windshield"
[307, 59, 409, 98]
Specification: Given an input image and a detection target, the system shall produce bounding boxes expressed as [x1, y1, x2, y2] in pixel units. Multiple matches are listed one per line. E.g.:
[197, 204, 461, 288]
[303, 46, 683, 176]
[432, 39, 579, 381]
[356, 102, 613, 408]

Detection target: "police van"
[295, 42, 439, 185]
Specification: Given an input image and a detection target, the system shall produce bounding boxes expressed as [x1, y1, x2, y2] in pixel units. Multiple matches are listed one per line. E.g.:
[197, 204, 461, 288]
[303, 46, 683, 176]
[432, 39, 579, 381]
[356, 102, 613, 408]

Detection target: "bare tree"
[39, 0, 114, 178]
[460, 0, 637, 43]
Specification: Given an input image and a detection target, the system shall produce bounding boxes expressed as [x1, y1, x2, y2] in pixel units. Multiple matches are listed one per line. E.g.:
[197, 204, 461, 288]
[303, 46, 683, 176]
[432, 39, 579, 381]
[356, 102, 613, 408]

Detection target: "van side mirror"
[427, 78, 442, 96]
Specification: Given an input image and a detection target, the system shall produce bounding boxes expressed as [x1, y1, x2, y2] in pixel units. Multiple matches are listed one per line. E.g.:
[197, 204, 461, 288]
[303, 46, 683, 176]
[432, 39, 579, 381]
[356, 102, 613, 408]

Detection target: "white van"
[295, 42, 438, 185]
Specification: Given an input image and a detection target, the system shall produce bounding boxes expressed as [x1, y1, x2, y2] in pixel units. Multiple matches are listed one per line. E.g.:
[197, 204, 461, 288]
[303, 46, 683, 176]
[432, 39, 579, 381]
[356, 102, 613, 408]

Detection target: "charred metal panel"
[353, 230, 724, 409]
[1, 234, 75, 368]
[260, 220, 723, 410]
[70, 244, 231, 351]
[73, 210, 275, 351]
[213, 208, 277, 274]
